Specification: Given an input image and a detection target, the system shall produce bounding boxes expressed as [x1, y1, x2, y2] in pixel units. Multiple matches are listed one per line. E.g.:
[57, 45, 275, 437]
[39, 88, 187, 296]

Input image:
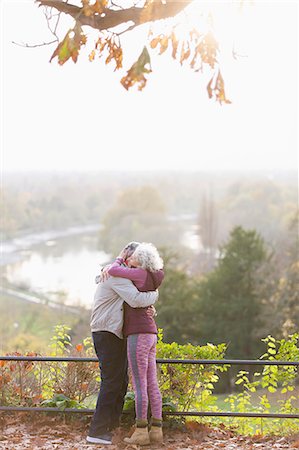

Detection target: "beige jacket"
[90, 276, 158, 339]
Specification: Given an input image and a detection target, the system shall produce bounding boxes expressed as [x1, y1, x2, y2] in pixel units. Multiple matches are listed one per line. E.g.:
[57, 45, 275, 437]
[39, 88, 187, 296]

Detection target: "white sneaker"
[86, 433, 112, 445]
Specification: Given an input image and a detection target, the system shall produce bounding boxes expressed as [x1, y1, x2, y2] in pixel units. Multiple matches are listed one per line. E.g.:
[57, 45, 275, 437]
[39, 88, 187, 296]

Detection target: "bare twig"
[116, 23, 138, 36]
[44, 7, 60, 40]
[232, 42, 248, 59]
[232, 49, 248, 59]
[53, 12, 62, 36]
[110, 1, 124, 10]
[12, 39, 58, 48]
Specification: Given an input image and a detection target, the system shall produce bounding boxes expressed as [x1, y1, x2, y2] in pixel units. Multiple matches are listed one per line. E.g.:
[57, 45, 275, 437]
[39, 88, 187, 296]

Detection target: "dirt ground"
[0, 414, 298, 450]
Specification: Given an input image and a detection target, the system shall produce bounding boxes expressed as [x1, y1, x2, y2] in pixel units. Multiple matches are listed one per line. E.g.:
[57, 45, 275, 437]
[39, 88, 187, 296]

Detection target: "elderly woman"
[108, 242, 164, 446]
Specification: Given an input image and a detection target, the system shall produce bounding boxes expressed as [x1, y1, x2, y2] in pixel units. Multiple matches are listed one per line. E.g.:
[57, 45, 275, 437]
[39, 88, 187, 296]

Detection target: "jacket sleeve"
[108, 259, 146, 284]
[110, 277, 158, 307]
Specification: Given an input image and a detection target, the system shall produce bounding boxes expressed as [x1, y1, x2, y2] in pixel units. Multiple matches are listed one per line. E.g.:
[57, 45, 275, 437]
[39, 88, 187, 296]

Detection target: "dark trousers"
[89, 331, 128, 436]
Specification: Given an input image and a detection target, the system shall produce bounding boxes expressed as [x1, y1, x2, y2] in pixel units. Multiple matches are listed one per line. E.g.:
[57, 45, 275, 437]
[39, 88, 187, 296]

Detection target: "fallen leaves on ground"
[0, 415, 298, 449]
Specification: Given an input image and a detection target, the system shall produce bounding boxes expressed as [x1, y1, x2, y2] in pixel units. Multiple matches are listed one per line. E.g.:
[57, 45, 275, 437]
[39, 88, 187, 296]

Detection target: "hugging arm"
[111, 277, 158, 308]
[108, 258, 145, 284]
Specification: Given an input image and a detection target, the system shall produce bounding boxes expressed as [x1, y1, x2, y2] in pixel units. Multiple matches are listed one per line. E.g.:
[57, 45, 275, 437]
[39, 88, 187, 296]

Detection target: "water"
[1, 224, 200, 307]
[2, 231, 110, 307]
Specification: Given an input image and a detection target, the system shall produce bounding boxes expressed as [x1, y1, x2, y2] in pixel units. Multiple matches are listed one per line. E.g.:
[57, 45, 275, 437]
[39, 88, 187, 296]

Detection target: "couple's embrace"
[87, 241, 164, 446]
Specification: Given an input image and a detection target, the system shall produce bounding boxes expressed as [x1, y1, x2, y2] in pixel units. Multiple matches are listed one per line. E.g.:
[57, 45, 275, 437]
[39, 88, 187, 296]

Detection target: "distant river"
[2, 227, 110, 307]
[1, 223, 200, 307]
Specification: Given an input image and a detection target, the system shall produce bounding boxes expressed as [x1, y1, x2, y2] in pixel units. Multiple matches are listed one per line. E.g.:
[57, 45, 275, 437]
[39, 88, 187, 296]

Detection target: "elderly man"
[87, 242, 158, 445]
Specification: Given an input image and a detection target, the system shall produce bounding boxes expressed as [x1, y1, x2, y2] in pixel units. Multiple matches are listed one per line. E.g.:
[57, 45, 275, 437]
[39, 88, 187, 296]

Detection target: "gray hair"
[124, 241, 140, 258]
[132, 243, 164, 272]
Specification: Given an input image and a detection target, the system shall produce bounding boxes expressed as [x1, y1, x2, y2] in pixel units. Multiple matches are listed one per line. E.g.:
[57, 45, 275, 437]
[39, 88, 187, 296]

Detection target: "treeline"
[1, 172, 113, 238]
[2, 223, 297, 386]
[2, 170, 297, 360]
[156, 223, 299, 361]
[2, 170, 297, 251]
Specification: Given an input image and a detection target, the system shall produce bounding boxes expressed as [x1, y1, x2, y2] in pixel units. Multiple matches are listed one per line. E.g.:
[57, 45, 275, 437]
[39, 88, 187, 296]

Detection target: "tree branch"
[36, 0, 193, 31]
[12, 39, 58, 48]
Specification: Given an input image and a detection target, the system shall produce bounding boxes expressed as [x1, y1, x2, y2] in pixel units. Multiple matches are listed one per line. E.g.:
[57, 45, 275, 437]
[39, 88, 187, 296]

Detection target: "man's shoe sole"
[86, 436, 112, 445]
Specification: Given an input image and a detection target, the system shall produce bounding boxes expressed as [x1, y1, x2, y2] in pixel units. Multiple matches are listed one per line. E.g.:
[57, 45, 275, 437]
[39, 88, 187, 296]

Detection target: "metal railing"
[0, 355, 298, 419]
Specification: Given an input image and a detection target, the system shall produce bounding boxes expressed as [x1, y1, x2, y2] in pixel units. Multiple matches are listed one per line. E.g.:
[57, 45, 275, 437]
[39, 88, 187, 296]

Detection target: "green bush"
[223, 333, 299, 435]
[156, 329, 228, 412]
[1, 326, 298, 436]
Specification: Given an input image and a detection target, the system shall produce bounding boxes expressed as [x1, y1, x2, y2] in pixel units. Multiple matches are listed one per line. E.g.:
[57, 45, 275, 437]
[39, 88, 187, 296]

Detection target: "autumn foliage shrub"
[0, 352, 42, 406]
[0, 325, 99, 408]
[0, 326, 298, 436]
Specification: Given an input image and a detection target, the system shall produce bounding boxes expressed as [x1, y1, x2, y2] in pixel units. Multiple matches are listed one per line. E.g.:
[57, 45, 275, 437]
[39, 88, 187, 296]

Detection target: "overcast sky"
[1, 1, 298, 172]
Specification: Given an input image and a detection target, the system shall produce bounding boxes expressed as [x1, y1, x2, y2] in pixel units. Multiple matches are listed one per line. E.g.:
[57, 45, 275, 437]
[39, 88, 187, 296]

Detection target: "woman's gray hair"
[124, 241, 140, 258]
[132, 242, 164, 272]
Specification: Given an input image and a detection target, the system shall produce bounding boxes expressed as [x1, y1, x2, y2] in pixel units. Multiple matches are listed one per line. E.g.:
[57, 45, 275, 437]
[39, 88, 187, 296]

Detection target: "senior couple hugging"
[87, 241, 164, 446]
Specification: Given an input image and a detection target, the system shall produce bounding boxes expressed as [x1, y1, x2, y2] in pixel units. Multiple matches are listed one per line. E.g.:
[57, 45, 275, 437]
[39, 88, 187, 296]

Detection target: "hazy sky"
[1, 1, 298, 172]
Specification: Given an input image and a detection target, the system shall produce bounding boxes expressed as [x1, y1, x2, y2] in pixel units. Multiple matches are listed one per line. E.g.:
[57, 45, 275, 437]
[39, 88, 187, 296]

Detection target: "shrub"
[1, 326, 298, 436]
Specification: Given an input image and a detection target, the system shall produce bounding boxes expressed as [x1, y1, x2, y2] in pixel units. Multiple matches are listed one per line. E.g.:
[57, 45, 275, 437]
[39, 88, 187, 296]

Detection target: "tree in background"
[259, 211, 299, 338]
[198, 226, 267, 359]
[100, 185, 181, 255]
[197, 188, 218, 272]
[218, 180, 298, 245]
[34, 0, 231, 103]
[141, 222, 296, 352]
[276, 212, 299, 335]
[155, 250, 202, 344]
[272, 257, 299, 337]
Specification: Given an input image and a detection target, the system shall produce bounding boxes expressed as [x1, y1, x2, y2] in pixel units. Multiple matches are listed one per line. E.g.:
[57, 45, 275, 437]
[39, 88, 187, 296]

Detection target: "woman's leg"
[125, 334, 152, 445]
[147, 335, 162, 420]
[127, 334, 152, 421]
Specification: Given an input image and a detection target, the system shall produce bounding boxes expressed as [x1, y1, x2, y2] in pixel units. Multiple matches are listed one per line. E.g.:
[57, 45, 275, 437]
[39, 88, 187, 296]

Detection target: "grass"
[212, 386, 299, 412]
[0, 292, 90, 354]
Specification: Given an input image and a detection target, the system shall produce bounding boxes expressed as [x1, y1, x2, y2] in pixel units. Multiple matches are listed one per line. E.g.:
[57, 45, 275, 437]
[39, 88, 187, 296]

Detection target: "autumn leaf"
[121, 46, 152, 91]
[190, 28, 200, 42]
[207, 70, 231, 104]
[150, 37, 160, 49]
[50, 24, 86, 65]
[159, 35, 169, 55]
[198, 32, 218, 68]
[180, 42, 191, 65]
[171, 32, 179, 59]
[50, 34, 71, 65]
[75, 344, 84, 352]
[105, 38, 123, 70]
[92, 0, 107, 14]
[89, 49, 96, 62]
[95, 35, 108, 53]
[150, 34, 171, 55]
[207, 75, 213, 97]
[82, 0, 107, 16]
[81, 382, 89, 391]
[92, 35, 122, 70]
[185, 421, 198, 431]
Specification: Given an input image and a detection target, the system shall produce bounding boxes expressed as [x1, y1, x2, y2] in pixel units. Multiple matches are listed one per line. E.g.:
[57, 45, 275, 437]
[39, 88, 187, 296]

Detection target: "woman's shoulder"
[153, 269, 164, 280]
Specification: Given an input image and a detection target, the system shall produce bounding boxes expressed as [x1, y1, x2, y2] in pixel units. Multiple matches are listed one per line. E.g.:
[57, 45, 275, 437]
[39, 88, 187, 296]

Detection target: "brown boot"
[123, 427, 150, 446]
[149, 425, 163, 444]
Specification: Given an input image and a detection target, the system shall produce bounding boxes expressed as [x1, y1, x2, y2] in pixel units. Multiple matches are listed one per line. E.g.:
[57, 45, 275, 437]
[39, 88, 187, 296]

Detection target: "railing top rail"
[0, 356, 298, 366]
[0, 406, 298, 419]
[1, 357, 298, 421]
